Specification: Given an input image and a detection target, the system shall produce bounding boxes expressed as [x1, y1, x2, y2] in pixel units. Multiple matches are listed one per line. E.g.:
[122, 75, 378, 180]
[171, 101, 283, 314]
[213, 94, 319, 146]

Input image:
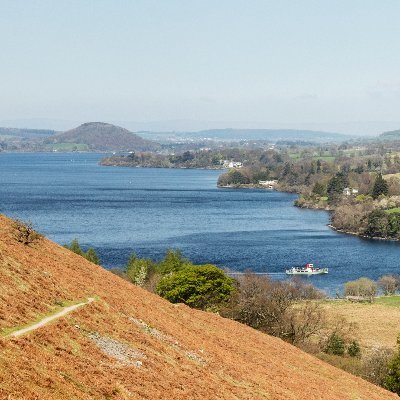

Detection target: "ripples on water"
[0, 152, 399, 295]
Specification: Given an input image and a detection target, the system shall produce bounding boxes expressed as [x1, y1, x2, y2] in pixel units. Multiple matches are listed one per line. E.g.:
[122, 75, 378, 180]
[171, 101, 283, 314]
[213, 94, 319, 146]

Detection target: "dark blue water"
[0, 152, 399, 295]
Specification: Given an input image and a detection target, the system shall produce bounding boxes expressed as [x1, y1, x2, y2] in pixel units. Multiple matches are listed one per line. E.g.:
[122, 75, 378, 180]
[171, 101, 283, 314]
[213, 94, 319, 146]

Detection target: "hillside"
[0, 127, 56, 139]
[45, 122, 160, 152]
[0, 215, 397, 400]
[381, 129, 400, 140]
[139, 128, 352, 143]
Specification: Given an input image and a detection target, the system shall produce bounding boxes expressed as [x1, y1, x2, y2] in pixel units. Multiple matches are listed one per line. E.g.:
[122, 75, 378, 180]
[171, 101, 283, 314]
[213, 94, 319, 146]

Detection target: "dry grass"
[320, 300, 400, 350]
[0, 214, 397, 400]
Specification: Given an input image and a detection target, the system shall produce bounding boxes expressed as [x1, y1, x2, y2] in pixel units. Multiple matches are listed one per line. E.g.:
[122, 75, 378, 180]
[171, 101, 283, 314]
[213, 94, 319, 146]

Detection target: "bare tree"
[224, 273, 327, 346]
[378, 275, 398, 296]
[362, 347, 394, 386]
[344, 277, 377, 302]
[12, 220, 42, 245]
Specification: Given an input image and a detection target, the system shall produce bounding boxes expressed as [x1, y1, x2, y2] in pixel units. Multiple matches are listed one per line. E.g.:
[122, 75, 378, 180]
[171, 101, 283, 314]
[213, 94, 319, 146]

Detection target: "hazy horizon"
[2, 1, 400, 135]
[1, 117, 399, 136]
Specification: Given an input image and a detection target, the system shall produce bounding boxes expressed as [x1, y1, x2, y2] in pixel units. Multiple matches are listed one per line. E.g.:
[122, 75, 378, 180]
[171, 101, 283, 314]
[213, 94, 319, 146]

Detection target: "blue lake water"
[0, 152, 399, 295]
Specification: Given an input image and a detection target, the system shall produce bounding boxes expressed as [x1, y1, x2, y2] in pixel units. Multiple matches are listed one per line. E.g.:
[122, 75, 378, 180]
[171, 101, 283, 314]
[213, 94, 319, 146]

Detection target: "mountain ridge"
[381, 129, 400, 140]
[138, 128, 353, 143]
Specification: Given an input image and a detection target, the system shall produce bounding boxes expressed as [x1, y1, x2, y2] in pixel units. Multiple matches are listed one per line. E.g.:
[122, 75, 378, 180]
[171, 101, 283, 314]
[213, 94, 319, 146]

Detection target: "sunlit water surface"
[1, 152, 399, 295]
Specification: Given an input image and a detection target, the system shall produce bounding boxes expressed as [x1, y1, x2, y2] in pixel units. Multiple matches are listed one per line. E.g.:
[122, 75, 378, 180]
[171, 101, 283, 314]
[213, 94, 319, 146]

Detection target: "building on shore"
[258, 180, 278, 189]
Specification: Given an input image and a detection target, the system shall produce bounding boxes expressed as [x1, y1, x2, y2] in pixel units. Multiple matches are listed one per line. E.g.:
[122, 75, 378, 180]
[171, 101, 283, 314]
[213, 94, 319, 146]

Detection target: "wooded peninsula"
[100, 137, 400, 242]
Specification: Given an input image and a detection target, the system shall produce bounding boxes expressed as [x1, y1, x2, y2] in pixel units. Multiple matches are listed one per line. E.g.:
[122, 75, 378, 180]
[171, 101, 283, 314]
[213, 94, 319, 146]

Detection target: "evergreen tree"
[324, 333, 345, 356]
[327, 172, 348, 201]
[85, 248, 101, 265]
[66, 239, 84, 256]
[372, 173, 389, 199]
[316, 159, 322, 173]
[312, 182, 326, 197]
[347, 341, 361, 357]
[158, 249, 189, 275]
[304, 173, 311, 186]
[282, 162, 291, 176]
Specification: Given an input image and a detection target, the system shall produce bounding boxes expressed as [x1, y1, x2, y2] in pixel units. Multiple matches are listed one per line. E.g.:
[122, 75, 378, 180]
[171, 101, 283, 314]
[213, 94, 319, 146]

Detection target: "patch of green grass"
[385, 208, 400, 214]
[312, 155, 335, 162]
[375, 295, 400, 306]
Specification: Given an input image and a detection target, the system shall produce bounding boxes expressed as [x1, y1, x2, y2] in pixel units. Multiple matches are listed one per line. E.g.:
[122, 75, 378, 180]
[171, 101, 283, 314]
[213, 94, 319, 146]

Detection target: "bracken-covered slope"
[46, 122, 159, 152]
[0, 215, 396, 400]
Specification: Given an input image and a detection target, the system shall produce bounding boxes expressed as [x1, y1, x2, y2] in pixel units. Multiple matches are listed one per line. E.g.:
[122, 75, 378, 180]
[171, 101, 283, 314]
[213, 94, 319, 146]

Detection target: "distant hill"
[0, 213, 397, 400]
[45, 122, 160, 151]
[139, 128, 352, 143]
[380, 129, 400, 140]
[0, 127, 56, 139]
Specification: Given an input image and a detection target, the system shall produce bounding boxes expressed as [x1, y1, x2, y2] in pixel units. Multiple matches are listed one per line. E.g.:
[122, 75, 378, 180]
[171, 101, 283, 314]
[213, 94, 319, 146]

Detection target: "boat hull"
[285, 268, 328, 275]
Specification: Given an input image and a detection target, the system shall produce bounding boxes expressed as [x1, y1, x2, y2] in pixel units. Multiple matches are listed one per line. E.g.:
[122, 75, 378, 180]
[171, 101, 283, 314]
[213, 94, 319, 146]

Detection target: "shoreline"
[328, 224, 400, 242]
[98, 161, 400, 245]
[217, 183, 276, 190]
[100, 162, 225, 170]
[218, 181, 400, 244]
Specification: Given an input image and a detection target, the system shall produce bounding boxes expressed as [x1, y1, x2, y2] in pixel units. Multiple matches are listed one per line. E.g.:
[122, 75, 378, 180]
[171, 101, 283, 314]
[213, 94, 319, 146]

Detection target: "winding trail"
[8, 297, 95, 338]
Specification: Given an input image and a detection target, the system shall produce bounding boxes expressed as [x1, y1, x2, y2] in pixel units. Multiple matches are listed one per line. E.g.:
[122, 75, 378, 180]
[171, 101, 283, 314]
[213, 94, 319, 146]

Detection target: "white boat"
[285, 263, 328, 275]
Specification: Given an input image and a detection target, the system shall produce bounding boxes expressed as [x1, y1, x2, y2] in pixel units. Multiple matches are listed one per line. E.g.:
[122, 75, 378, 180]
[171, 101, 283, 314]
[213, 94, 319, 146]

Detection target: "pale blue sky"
[1, 0, 400, 134]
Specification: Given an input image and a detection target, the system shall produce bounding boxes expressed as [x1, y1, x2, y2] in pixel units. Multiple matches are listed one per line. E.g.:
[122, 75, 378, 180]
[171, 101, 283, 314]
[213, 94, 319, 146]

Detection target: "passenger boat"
[285, 263, 328, 275]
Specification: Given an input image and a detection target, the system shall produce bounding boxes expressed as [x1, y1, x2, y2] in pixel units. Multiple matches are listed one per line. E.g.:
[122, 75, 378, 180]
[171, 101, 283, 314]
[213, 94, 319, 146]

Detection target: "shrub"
[324, 333, 345, 356]
[385, 336, 400, 395]
[12, 220, 42, 245]
[126, 254, 156, 287]
[64, 239, 101, 265]
[344, 277, 377, 302]
[156, 264, 235, 310]
[223, 273, 327, 346]
[365, 209, 388, 237]
[362, 347, 394, 387]
[348, 341, 361, 357]
[378, 275, 398, 296]
[85, 248, 101, 265]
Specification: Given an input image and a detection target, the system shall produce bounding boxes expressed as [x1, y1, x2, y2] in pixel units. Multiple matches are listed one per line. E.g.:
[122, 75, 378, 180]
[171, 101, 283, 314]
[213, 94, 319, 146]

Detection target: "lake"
[0, 152, 399, 295]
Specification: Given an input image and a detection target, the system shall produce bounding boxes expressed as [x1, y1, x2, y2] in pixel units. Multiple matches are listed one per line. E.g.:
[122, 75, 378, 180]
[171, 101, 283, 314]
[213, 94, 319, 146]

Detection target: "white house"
[259, 180, 278, 188]
[223, 160, 243, 169]
[343, 187, 359, 196]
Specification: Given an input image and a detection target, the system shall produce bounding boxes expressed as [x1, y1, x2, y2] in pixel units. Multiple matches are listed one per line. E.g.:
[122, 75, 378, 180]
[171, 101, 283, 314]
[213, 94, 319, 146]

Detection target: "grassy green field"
[375, 295, 400, 306]
[385, 208, 400, 214]
[288, 152, 336, 162]
[312, 155, 335, 162]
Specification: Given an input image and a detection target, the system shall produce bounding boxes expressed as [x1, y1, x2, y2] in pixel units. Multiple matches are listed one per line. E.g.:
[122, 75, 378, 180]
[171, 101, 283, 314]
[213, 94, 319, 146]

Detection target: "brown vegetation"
[0, 214, 397, 399]
[321, 301, 400, 350]
[12, 219, 42, 245]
